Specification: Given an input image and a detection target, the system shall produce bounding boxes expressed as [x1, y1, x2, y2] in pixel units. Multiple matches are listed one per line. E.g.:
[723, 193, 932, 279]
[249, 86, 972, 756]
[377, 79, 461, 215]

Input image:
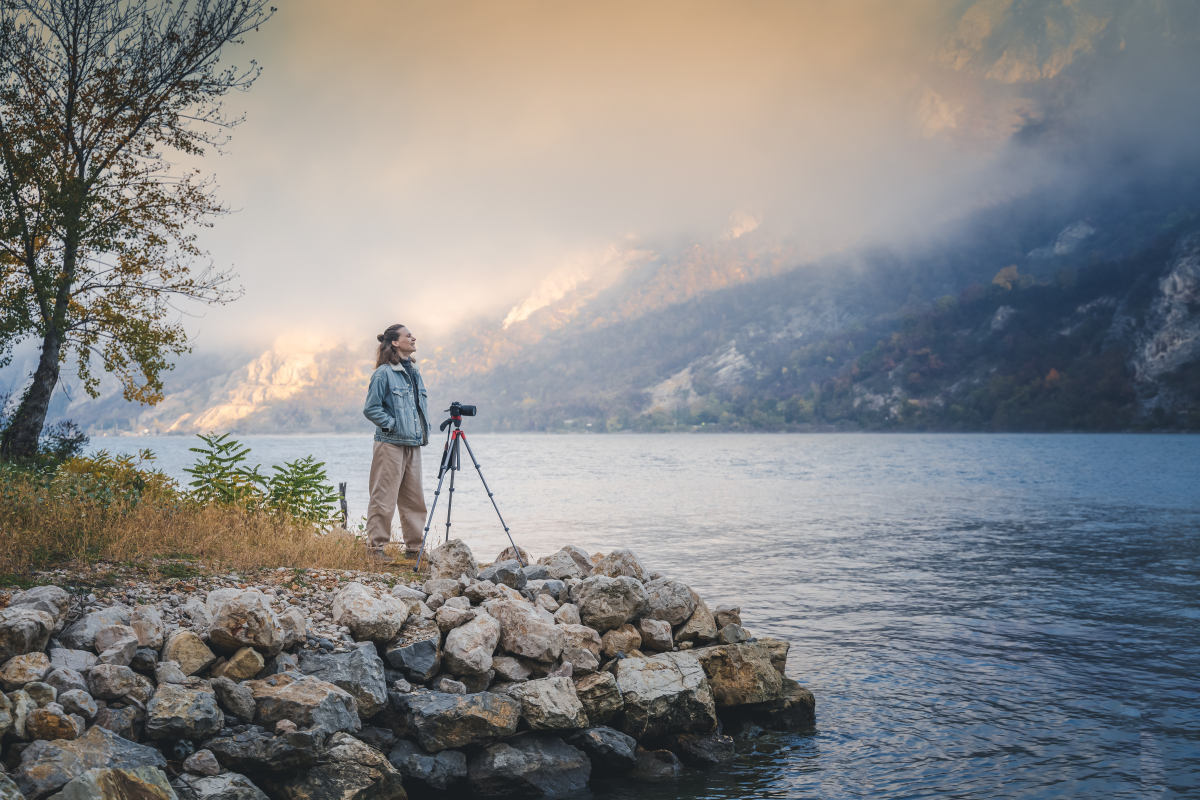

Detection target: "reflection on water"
[91, 433, 1200, 798]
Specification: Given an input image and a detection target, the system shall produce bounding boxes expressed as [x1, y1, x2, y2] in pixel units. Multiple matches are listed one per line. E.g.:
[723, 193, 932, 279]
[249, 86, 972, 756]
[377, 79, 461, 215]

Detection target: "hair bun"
[376, 334, 385, 342]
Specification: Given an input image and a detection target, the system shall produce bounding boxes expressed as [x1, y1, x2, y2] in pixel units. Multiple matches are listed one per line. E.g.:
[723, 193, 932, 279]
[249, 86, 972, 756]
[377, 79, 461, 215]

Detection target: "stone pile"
[0, 543, 814, 799]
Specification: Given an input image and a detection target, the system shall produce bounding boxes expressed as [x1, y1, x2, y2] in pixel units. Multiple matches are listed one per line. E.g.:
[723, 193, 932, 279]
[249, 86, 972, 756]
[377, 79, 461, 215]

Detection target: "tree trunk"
[0, 328, 62, 460]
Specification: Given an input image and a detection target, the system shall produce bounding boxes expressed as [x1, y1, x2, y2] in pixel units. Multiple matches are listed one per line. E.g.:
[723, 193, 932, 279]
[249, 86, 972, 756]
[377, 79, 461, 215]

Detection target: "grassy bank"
[0, 435, 387, 579]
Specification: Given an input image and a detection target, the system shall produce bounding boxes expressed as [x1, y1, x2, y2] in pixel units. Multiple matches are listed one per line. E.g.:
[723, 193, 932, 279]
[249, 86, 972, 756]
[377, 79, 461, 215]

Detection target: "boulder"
[93, 706, 146, 742]
[331, 583, 410, 645]
[717, 623, 750, 645]
[13, 725, 166, 800]
[45, 668, 89, 696]
[278, 607, 307, 650]
[674, 595, 718, 644]
[212, 647, 265, 682]
[9, 689, 35, 739]
[208, 592, 285, 656]
[630, 746, 682, 780]
[0, 652, 51, 690]
[131, 648, 159, 674]
[129, 606, 165, 650]
[258, 731, 406, 800]
[490, 656, 531, 683]
[434, 604, 477, 634]
[537, 550, 585, 581]
[591, 549, 648, 582]
[665, 732, 735, 767]
[572, 576, 648, 633]
[422, 578, 462, 598]
[601, 624, 642, 658]
[48, 766, 175, 800]
[507, 677, 588, 730]
[297, 644, 388, 720]
[173, 772, 269, 800]
[94, 625, 139, 667]
[526, 579, 567, 604]
[566, 726, 638, 772]
[187, 773, 264, 800]
[206, 727, 326, 774]
[0, 775, 22, 800]
[642, 577, 697, 627]
[462, 580, 505, 604]
[155, 661, 188, 685]
[692, 642, 783, 707]
[26, 704, 84, 741]
[87, 665, 142, 701]
[390, 585, 428, 602]
[636, 618, 673, 653]
[553, 604, 581, 626]
[736, 677, 816, 730]
[182, 598, 212, 629]
[478, 559, 527, 590]
[443, 613, 500, 676]
[615, 652, 718, 739]
[25, 681, 56, 706]
[429, 539, 479, 581]
[387, 739, 467, 791]
[210, 676, 257, 724]
[467, 733, 590, 798]
[572, 671, 623, 726]
[0, 608, 55, 662]
[559, 624, 601, 674]
[162, 630, 217, 677]
[534, 594, 560, 613]
[145, 683, 225, 741]
[755, 637, 790, 676]
[8, 587, 69, 634]
[495, 545, 532, 565]
[521, 564, 549, 581]
[58, 606, 130, 652]
[353, 725, 398, 752]
[49, 649, 96, 673]
[712, 604, 741, 629]
[394, 691, 520, 752]
[57, 690, 97, 721]
[485, 599, 564, 663]
[244, 673, 360, 734]
[384, 617, 441, 682]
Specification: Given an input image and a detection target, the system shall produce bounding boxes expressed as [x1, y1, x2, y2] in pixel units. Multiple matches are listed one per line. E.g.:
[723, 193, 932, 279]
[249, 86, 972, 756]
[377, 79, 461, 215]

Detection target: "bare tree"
[0, 0, 274, 459]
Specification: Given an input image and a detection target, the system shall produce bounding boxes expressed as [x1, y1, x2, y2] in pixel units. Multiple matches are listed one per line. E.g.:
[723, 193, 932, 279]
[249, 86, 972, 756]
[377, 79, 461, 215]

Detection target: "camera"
[449, 401, 477, 417]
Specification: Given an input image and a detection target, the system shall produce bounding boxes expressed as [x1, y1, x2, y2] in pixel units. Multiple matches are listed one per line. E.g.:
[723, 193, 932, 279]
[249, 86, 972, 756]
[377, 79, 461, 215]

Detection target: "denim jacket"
[363, 361, 431, 446]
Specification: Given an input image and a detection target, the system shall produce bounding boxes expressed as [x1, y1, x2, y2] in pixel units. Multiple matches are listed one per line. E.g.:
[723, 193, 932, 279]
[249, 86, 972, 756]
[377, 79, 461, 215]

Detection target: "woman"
[362, 324, 432, 562]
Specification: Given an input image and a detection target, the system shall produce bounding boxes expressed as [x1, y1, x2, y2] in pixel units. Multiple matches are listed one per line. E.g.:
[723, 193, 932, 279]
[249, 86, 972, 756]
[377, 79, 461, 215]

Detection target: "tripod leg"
[458, 433, 525, 568]
[415, 465, 451, 572]
[443, 437, 459, 546]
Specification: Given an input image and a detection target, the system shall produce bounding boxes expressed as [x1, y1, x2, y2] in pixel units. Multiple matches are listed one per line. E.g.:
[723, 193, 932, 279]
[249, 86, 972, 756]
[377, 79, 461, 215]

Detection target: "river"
[87, 431, 1200, 799]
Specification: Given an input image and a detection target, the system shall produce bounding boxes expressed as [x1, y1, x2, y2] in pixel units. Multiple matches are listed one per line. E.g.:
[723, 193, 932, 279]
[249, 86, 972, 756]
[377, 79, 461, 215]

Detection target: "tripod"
[415, 404, 525, 571]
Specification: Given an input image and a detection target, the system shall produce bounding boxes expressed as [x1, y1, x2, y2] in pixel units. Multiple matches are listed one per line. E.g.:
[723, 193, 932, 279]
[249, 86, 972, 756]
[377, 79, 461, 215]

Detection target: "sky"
[176, 0, 1200, 356]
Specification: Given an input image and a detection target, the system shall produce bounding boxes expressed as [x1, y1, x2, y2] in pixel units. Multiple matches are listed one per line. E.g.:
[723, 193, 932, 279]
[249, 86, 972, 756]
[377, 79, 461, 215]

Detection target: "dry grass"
[0, 483, 376, 577]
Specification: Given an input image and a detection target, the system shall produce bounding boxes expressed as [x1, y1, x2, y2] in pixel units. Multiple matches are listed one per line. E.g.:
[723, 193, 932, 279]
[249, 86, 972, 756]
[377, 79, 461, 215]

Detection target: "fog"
[174, 0, 1200, 354]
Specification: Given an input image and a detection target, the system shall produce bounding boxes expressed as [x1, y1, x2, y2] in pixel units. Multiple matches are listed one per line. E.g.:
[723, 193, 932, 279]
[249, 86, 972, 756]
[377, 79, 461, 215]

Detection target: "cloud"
[151, 0, 1200, 357]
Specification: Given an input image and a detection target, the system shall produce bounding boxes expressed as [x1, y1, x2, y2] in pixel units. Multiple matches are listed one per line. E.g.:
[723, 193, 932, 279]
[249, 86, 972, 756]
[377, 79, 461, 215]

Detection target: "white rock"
[130, 606, 165, 649]
[442, 614, 501, 677]
[506, 676, 589, 730]
[332, 583, 410, 644]
[485, 600, 565, 663]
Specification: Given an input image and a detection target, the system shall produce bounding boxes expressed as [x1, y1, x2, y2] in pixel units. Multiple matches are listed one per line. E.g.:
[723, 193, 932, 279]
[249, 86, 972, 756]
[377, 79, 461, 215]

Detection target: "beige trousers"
[366, 441, 426, 551]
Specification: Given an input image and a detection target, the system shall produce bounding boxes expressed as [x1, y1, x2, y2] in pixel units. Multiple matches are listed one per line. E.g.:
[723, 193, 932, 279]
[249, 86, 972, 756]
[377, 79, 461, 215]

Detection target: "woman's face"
[392, 327, 417, 358]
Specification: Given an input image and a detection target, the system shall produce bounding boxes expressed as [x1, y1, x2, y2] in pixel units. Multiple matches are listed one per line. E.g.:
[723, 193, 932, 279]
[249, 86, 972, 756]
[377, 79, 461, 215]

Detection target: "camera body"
[449, 401, 477, 417]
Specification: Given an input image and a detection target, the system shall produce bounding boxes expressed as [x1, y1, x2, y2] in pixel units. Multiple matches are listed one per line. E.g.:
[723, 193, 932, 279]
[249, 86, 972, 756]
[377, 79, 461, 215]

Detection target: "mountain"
[28, 173, 1200, 436]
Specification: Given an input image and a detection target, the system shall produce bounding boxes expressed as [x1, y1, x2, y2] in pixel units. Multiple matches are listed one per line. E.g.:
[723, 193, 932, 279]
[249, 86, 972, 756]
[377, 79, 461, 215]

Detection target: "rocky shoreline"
[0, 541, 814, 799]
